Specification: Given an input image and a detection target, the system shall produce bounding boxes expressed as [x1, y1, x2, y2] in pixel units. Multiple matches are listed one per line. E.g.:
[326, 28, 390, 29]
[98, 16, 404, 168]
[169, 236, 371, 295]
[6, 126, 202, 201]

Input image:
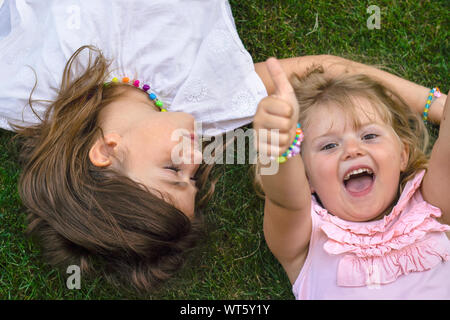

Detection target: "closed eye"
[165, 166, 180, 172]
[165, 166, 198, 182]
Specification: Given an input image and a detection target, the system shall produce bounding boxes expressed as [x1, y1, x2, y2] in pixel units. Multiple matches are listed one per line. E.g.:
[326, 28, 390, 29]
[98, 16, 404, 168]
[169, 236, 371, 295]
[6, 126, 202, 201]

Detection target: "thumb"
[266, 57, 295, 98]
[265, 57, 300, 121]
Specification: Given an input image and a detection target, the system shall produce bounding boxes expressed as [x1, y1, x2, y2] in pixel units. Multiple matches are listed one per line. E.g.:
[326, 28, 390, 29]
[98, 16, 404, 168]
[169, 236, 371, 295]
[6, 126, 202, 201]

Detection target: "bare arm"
[422, 92, 450, 225]
[254, 58, 312, 283]
[255, 55, 446, 124]
[261, 159, 312, 283]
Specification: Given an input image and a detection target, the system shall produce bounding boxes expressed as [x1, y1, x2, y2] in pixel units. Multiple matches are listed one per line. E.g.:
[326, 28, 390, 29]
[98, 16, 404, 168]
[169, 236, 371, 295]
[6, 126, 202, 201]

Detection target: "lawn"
[0, 0, 448, 299]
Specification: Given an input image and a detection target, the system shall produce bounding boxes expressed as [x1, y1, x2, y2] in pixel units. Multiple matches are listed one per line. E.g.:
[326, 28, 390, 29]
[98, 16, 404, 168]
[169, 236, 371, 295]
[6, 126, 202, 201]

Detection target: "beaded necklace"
[104, 76, 167, 112]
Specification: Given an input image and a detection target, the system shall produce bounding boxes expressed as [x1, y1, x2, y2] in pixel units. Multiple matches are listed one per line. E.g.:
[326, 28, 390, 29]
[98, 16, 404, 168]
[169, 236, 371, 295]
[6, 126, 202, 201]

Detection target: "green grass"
[0, 0, 448, 299]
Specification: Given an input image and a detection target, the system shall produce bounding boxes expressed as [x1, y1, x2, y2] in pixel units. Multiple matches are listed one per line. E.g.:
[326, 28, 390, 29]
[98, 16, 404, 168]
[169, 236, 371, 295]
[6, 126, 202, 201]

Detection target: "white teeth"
[343, 168, 373, 181]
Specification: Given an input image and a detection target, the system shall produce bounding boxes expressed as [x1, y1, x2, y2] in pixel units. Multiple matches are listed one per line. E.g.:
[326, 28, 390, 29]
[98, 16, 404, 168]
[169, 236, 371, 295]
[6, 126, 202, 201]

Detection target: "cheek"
[303, 153, 338, 192]
[144, 121, 182, 150]
[372, 142, 404, 170]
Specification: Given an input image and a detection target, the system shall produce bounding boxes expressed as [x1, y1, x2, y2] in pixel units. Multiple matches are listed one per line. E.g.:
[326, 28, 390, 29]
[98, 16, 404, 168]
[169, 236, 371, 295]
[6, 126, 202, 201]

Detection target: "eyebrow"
[311, 122, 380, 143]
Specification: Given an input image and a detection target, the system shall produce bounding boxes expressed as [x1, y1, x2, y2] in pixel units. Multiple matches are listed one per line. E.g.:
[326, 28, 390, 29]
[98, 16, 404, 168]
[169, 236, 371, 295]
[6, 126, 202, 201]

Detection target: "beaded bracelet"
[277, 123, 304, 163]
[422, 87, 441, 123]
[104, 77, 167, 112]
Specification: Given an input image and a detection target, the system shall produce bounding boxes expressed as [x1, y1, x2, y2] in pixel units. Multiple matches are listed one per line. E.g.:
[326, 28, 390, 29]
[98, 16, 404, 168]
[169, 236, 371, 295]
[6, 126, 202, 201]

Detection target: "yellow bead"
[112, 77, 118, 82]
[161, 108, 167, 112]
[277, 156, 287, 163]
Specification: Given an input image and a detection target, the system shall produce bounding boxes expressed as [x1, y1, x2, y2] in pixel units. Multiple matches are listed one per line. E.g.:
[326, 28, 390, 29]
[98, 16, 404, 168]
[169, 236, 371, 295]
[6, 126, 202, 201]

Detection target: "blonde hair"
[10, 45, 217, 292]
[254, 65, 429, 203]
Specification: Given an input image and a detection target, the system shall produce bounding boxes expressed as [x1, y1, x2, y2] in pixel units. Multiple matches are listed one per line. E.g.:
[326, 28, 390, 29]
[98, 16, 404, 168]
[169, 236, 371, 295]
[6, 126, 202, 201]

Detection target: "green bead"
[155, 100, 163, 107]
[277, 156, 287, 163]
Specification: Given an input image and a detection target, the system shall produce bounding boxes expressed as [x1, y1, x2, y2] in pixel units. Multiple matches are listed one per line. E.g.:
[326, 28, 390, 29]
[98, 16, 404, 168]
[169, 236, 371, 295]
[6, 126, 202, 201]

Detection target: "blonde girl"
[254, 57, 449, 299]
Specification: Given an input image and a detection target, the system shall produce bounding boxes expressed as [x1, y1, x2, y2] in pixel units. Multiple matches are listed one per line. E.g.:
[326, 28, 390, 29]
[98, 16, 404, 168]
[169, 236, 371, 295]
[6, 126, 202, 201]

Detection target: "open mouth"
[343, 167, 375, 197]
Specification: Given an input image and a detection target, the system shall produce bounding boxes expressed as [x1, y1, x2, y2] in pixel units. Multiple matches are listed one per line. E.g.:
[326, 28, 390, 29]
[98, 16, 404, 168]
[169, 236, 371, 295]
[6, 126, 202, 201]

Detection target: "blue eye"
[321, 143, 337, 151]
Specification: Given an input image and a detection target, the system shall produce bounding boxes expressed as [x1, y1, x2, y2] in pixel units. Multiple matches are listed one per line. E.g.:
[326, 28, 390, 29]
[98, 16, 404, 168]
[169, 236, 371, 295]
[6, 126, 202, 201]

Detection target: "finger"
[255, 128, 290, 145]
[261, 96, 293, 118]
[266, 57, 295, 98]
[257, 142, 282, 158]
[258, 115, 292, 132]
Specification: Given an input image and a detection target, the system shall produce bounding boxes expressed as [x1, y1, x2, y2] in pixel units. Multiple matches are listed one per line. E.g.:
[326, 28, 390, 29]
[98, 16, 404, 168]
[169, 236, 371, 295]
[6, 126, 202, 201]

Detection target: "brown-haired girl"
[0, 0, 268, 292]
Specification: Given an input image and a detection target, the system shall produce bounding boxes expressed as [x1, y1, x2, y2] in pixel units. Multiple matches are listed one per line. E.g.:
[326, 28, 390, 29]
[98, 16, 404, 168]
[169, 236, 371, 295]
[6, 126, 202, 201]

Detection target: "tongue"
[345, 175, 373, 193]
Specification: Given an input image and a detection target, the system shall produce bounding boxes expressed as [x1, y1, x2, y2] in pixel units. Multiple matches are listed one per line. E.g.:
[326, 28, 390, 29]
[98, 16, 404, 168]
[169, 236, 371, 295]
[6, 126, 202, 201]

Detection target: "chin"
[347, 208, 386, 222]
[331, 204, 383, 222]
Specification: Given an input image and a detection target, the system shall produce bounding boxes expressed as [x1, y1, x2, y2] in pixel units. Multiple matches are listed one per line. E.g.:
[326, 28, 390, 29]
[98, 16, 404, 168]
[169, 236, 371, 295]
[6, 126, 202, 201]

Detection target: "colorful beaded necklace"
[104, 76, 167, 112]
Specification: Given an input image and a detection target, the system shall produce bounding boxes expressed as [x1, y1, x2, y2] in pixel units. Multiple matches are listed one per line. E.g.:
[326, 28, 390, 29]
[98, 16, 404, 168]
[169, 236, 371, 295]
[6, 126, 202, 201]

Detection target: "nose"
[341, 138, 365, 161]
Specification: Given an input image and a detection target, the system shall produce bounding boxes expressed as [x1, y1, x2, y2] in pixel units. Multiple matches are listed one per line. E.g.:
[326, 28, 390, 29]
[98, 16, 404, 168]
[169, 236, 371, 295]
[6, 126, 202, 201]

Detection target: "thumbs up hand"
[254, 57, 300, 159]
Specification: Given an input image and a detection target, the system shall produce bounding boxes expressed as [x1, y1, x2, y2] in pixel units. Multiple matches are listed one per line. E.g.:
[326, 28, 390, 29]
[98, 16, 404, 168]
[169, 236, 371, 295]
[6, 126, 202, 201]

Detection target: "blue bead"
[149, 93, 157, 100]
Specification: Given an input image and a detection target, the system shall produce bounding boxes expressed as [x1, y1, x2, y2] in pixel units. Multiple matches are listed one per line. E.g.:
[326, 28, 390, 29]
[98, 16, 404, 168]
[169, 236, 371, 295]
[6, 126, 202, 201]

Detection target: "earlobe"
[89, 133, 121, 167]
[400, 143, 410, 172]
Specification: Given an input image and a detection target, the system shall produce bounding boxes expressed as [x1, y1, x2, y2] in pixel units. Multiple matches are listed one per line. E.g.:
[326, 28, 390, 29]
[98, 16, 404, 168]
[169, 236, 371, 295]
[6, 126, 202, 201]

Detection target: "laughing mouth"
[343, 167, 375, 196]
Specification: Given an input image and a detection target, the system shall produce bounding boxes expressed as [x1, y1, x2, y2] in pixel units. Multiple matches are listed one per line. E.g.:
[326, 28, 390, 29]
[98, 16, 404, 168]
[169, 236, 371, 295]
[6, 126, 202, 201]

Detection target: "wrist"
[423, 88, 443, 124]
[428, 94, 446, 125]
[277, 123, 304, 163]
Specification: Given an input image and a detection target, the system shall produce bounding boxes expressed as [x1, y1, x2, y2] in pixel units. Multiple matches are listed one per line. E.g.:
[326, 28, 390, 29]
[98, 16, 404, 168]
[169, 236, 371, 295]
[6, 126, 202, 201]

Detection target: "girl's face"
[90, 87, 202, 218]
[301, 97, 409, 222]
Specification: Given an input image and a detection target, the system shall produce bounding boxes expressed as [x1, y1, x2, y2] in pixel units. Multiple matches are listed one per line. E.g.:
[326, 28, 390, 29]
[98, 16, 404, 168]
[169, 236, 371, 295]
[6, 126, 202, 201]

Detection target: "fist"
[254, 57, 300, 159]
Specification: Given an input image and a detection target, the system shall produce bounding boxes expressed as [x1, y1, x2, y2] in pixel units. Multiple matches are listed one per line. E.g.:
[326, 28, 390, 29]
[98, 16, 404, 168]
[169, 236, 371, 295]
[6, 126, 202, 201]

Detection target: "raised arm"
[422, 92, 450, 225]
[255, 55, 446, 125]
[254, 58, 312, 283]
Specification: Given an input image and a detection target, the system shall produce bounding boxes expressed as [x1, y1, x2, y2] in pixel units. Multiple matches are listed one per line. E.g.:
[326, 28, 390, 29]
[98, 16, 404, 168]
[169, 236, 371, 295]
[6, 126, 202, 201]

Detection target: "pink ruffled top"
[292, 170, 450, 299]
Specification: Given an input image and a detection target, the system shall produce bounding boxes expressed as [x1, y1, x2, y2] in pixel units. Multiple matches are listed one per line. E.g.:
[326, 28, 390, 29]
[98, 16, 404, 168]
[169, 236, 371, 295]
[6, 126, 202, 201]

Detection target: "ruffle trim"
[313, 170, 450, 287]
[337, 234, 450, 286]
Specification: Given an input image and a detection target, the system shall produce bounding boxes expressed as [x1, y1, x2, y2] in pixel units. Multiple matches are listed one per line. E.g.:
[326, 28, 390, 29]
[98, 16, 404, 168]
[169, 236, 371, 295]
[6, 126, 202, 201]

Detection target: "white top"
[0, 0, 267, 136]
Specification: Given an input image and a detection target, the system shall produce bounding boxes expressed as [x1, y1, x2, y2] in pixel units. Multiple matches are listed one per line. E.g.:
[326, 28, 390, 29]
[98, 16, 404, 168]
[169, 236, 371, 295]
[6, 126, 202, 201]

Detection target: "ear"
[399, 141, 410, 172]
[89, 133, 122, 167]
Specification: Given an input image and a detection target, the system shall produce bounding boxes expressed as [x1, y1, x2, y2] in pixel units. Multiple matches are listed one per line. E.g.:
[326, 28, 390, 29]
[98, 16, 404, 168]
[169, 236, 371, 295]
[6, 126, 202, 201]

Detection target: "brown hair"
[10, 45, 216, 292]
[254, 65, 429, 211]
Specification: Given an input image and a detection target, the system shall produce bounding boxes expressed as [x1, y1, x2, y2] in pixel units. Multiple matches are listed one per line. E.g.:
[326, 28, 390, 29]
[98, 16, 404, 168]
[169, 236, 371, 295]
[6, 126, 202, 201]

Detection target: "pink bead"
[292, 145, 300, 154]
[133, 80, 140, 87]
